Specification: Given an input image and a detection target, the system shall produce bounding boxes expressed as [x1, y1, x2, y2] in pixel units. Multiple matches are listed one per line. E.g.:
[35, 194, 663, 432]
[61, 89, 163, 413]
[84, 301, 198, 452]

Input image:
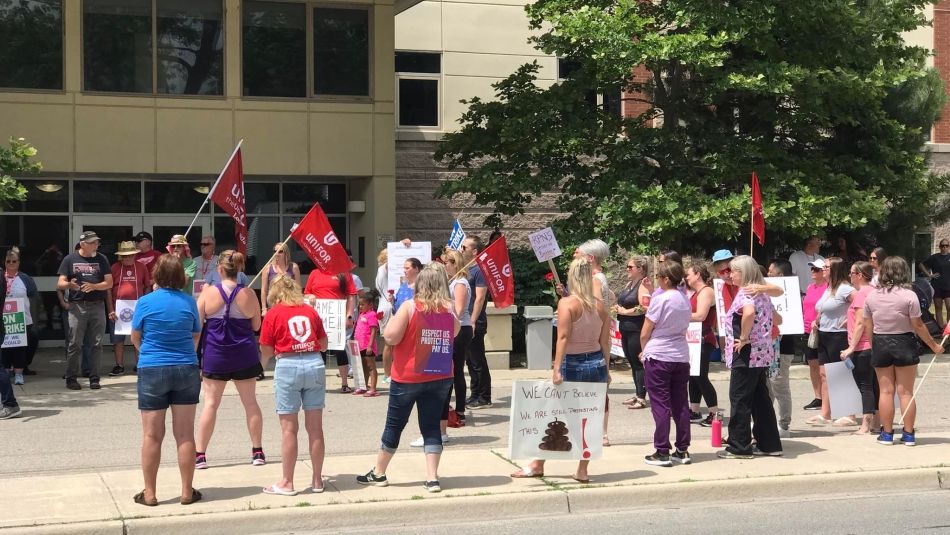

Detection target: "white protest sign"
[509, 380, 607, 460]
[2, 298, 27, 348]
[528, 228, 562, 263]
[824, 360, 864, 418]
[713, 277, 804, 336]
[386, 241, 432, 292]
[610, 320, 624, 358]
[687, 322, 702, 376]
[346, 339, 366, 390]
[314, 299, 347, 351]
[114, 299, 137, 336]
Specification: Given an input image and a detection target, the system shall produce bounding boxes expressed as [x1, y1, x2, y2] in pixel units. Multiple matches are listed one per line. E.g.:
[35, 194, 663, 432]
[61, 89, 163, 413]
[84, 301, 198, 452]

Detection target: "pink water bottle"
[711, 413, 723, 448]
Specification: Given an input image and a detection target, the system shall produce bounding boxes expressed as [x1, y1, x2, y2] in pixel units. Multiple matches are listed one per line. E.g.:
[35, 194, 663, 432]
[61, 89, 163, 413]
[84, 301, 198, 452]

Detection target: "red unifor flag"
[475, 235, 515, 308]
[209, 145, 248, 254]
[290, 203, 354, 275]
[751, 171, 765, 246]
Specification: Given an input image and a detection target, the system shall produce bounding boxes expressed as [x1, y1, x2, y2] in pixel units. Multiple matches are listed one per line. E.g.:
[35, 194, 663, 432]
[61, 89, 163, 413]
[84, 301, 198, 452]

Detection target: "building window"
[83, 0, 223, 95]
[242, 1, 306, 98]
[313, 7, 369, 96]
[0, 0, 63, 90]
[396, 52, 440, 127]
[557, 58, 621, 117]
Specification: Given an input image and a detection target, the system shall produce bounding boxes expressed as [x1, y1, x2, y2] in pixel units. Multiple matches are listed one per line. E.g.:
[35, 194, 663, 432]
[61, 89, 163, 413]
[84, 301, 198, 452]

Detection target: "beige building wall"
[0, 0, 396, 283]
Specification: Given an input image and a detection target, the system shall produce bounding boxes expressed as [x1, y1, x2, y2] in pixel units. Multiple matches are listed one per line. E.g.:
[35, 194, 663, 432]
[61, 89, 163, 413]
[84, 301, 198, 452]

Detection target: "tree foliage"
[0, 138, 41, 207]
[436, 0, 948, 253]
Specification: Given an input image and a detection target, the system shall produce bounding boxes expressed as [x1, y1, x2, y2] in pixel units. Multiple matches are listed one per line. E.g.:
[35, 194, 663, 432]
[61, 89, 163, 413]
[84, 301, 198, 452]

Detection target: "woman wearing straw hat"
[166, 235, 197, 292]
[108, 241, 151, 376]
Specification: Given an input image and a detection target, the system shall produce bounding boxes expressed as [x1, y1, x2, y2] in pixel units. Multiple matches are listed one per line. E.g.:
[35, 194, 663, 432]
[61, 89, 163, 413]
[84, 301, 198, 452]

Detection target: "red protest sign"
[209, 147, 247, 254]
[475, 236, 515, 308]
[290, 203, 354, 275]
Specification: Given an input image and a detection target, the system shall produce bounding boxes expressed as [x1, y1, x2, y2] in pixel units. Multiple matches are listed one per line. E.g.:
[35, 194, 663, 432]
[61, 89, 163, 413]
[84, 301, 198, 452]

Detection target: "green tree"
[0, 138, 42, 207]
[436, 0, 948, 254]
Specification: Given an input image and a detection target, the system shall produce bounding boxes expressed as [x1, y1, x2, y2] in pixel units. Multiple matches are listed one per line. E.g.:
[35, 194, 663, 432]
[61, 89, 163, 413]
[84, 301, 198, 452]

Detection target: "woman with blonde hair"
[512, 258, 610, 482]
[357, 263, 460, 493]
[614, 255, 653, 408]
[259, 275, 329, 495]
[195, 250, 265, 469]
[260, 241, 301, 316]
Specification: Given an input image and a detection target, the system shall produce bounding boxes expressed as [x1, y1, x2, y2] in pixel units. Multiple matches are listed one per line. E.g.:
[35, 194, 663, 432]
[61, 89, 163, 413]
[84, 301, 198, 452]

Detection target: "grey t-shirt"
[450, 277, 472, 327]
[815, 284, 855, 332]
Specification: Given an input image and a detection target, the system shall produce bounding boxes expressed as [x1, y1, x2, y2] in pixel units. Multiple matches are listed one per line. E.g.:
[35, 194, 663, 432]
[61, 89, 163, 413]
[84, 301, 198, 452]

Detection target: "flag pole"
[184, 139, 244, 239]
[248, 232, 295, 289]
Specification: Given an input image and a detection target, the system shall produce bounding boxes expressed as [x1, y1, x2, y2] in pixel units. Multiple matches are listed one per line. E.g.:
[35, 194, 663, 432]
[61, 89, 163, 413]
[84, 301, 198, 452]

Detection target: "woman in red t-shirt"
[304, 268, 357, 392]
[259, 276, 328, 495]
[356, 264, 460, 493]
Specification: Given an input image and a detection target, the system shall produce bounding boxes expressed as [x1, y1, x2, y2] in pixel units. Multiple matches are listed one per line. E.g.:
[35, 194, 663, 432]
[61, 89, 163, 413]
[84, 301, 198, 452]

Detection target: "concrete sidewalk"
[7, 431, 948, 534]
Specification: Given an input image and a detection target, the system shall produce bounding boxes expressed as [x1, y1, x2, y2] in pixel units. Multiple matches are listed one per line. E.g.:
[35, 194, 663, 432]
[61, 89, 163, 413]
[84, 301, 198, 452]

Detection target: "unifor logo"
[502, 264, 512, 277]
[323, 232, 340, 246]
[119, 308, 134, 322]
[288, 316, 312, 343]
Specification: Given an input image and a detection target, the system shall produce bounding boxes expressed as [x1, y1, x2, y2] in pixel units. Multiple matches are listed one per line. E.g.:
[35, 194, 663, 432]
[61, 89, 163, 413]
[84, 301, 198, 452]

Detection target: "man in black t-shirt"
[0, 274, 22, 418]
[57, 231, 113, 390]
[921, 239, 950, 329]
[462, 236, 492, 409]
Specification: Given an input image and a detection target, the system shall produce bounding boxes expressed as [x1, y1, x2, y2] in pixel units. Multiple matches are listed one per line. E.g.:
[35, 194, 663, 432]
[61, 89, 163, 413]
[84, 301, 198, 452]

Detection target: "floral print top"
[723, 289, 775, 369]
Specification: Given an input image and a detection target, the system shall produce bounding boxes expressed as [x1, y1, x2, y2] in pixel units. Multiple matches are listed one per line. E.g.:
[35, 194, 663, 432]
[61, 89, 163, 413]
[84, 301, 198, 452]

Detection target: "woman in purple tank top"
[194, 250, 264, 469]
[261, 242, 301, 317]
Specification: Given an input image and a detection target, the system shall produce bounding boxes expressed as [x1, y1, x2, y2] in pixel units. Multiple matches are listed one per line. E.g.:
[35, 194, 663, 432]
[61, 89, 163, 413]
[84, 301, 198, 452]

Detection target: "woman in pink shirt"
[840, 261, 876, 434]
[800, 260, 828, 411]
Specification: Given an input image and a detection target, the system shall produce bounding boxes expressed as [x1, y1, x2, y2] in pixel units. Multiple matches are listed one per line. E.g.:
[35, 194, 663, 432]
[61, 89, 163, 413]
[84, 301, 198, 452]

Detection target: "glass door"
[143, 215, 211, 255]
[72, 216, 143, 258]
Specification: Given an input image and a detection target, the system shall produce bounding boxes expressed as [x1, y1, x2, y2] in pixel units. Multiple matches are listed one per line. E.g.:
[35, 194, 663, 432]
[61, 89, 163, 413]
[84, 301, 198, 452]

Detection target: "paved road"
[5, 350, 950, 476]
[328, 490, 950, 535]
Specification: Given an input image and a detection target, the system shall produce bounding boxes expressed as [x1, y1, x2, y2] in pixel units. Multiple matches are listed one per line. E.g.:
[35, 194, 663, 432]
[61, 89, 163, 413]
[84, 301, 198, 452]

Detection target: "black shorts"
[202, 362, 264, 381]
[326, 349, 348, 366]
[871, 333, 921, 368]
[817, 330, 849, 365]
[934, 287, 950, 300]
[804, 341, 819, 361]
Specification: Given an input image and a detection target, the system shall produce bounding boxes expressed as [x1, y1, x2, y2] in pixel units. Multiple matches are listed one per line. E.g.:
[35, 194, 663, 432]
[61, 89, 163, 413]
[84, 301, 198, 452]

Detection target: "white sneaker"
[13, 373, 24, 385]
[410, 435, 450, 447]
[778, 428, 791, 439]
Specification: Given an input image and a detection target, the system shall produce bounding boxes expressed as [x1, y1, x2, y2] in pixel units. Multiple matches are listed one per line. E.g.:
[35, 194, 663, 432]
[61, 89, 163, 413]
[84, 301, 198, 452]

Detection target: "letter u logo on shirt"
[288, 316, 312, 343]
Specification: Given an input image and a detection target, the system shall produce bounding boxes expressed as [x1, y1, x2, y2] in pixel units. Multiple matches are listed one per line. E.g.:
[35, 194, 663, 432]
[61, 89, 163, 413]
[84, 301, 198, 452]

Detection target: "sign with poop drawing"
[508, 380, 608, 460]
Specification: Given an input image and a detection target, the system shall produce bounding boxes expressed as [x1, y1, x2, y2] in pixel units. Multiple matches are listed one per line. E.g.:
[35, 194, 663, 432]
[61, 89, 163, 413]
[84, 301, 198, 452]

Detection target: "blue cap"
[711, 249, 734, 263]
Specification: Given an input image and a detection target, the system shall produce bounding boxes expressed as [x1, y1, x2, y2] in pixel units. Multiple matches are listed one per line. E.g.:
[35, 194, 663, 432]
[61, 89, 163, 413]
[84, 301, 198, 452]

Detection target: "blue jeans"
[0, 366, 17, 408]
[381, 378, 453, 454]
[560, 351, 609, 383]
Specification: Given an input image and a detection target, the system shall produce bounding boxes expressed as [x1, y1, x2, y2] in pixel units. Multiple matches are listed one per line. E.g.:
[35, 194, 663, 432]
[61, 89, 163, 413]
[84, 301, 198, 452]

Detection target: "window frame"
[240, 0, 374, 102]
[395, 50, 441, 130]
[0, 0, 66, 93]
[80, 0, 227, 99]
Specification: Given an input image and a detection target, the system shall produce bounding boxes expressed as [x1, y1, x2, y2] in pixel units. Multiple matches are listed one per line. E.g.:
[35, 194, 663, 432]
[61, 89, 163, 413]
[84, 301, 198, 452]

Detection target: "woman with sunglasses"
[840, 261, 877, 434]
[869, 247, 886, 287]
[614, 255, 653, 409]
[920, 240, 950, 329]
[800, 259, 828, 411]
[808, 257, 856, 426]
[166, 235, 197, 292]
[2, 248, 38, 386]
[261, 242, 301, 316]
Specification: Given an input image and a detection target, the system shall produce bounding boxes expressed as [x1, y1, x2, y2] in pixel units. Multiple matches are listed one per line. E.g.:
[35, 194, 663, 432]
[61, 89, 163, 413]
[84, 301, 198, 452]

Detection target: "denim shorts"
[137, 364, 201, 411]
[274, 353, 326, 414]
[560, 351, 609, 383]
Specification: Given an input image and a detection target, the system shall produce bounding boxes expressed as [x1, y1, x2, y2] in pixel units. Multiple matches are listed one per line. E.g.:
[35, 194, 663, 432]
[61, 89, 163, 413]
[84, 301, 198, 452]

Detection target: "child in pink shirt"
[354, 291, 380, 396]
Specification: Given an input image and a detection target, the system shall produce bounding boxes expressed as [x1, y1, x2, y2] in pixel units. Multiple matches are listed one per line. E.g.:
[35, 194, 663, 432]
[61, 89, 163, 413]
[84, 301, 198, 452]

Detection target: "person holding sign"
[259, 275, 330, 495]
[305, 267, 358, 393]
[718, 256, 782, 459]
[108, 241, 151, 377]
[641, 261, 693, 466]
[840, 261, 878, 434]
[808, 258, 856, 426]
[685, 261, 719, 427]
[357, 264, 459, 493]
[0, 273, 22, 419]
[511, 258, 610, 482]
[863, 256, 945, 446]
[195, 251, 265, 469]
[614, 255, 653, 409]
[3, 248, 38, 386]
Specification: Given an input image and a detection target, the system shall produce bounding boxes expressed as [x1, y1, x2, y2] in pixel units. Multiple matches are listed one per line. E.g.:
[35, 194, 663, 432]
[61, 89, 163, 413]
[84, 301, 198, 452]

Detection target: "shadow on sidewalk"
[195, 485, 268, 501]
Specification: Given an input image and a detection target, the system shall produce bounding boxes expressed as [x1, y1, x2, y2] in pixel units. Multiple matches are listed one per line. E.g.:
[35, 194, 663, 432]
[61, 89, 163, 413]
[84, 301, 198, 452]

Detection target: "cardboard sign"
[509, 380, 607, 460]
[192, 280, 207, 298]
[687, 322, 702, 376]
[528, 227, 562, 263]
[314, 299, 347, 351]
[2, 298, 27, 348]
[114, 299, 137, 336]
[713, 277, 804, 336]
[825, 360, 864, 418]
[447, 219, 466, 251]
[610, 320, 624, 358]
[418, 311, 455, 375]
[346, 339, 366, 390]
[386, 241, 431, 292]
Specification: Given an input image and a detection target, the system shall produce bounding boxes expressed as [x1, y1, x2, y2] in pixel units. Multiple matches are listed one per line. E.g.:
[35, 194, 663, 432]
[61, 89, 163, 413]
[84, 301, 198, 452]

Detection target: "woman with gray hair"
[718, 255, 783, 459]
[559, 239, 612, 305]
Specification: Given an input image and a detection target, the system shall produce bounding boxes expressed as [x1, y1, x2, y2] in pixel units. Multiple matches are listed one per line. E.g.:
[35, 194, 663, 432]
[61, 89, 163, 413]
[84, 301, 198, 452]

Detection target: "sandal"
[621, 397, 638, 406]
[628, 399, 647, 410]
[180, 489, 203, 505]
[510, 467, 544, 478]
[806, 415, 831, 426]
[340, 385, 353, 394]
[832, 416, 857, 427]
[133, 490, 158, 507]
[602, 435, 611, 447]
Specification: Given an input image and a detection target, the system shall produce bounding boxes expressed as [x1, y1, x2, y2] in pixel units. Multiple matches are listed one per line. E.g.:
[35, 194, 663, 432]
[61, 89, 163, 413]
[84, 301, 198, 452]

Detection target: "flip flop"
[572, 476, 591, 484]
[263, 484, 299, 496]
[340, 385, 353, 394]
[311, 485, 325, 494]
[133, 490, 158, 507]
[180, 489, 203, 505]
[510, 467, 543, 478]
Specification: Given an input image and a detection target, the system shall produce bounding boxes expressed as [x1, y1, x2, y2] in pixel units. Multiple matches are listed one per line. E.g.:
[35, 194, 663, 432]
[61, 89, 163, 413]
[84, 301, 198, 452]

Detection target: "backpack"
[911, 280, 941, 338]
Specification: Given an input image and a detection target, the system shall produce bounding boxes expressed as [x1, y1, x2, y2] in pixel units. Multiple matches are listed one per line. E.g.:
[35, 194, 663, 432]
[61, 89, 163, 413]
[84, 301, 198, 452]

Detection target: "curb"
[6, 467, 945, 534]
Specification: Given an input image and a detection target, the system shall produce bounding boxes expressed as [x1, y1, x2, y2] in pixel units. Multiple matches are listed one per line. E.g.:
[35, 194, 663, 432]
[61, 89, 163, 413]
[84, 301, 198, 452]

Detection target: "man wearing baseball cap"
[133, 231, 162, 274]
[108, 241, 151, 376]
[57, 231, 114, 390]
